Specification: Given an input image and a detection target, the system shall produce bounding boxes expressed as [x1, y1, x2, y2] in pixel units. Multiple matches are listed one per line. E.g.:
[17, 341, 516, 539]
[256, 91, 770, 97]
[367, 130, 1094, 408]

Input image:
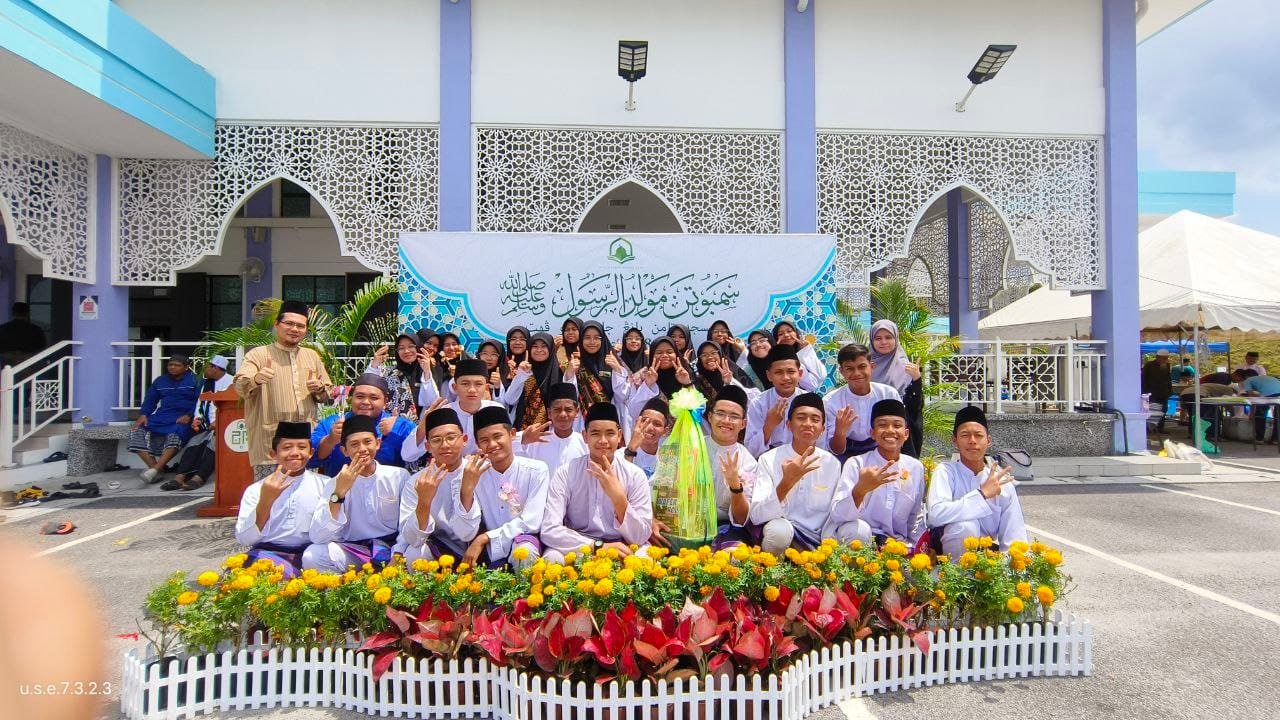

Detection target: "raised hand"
[305, 368, 325, 394]
[780, 445, 821, 485]
[260, 464, 295, 504]
[765, 397, 788, 432]
[521, 421, 551, 445]
[461, 453, 492, 491]
[605, 352, 621, 371]
[517, 359, 532, 374]
[980, 461, 1014, 499]
[254, 357, 276, 386]
[378, 412, 396, 437]
[417, 349, 436, 373]
[373, 345, 390, 365]
[834, 406, 856, 438]
[720, 450, 742, 488]
[554, 335, 564, 349]
[674, 363, 692, 386]
[490, 370, 502, 389]
[568, 351, 581, 375]
[856, 462, 899, 494]
[613, 342, 623, 354]
[716, 357, 733, 383]
[414, 461, 446, 497]
[329, 417, 346, 441]
[507, 357, 518, 376]
[904, 362, 921, 381]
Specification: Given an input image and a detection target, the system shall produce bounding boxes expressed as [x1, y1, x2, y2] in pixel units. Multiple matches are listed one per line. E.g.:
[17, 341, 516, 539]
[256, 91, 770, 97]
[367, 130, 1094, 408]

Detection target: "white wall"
[816, 0, 1104, 135]
[116, 0, 439, 123]
[472, 0, 784, 129]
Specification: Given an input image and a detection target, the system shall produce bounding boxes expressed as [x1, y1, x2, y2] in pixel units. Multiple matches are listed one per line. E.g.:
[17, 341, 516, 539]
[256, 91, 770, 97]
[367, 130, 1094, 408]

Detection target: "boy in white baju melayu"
[304, 415, 410, 572]
[402, 358, 503, 464]
[703, 385, 786, 550]
[746, 344, 820, 457]
[842, 399, 926, 549]
[235, 421, 328, 578]
[926, 406, 1028, 557]
[514, 382, 588, 475]
[398, 407, 472, 562]
[824, 344, 902, 462]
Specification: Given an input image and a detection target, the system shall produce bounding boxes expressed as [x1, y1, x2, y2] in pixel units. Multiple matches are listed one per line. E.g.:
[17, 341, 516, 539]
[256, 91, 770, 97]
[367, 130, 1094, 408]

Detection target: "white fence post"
[1065, 340, 1076, 412]
[149, 338, 163, 387]
[0, 365, 14, 468]
[994, 339, 1004, 414]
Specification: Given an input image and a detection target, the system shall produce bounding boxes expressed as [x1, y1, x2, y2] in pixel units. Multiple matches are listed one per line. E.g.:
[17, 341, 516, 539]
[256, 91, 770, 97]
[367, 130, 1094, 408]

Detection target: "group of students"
[229, 301, 1028, 578]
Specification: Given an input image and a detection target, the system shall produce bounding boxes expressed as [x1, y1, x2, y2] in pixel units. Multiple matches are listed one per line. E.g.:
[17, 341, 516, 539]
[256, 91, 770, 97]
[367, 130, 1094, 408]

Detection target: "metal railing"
[112, 339, 381, 411]
[0, 341, 82, 467]
[929, 339, 1106, 413]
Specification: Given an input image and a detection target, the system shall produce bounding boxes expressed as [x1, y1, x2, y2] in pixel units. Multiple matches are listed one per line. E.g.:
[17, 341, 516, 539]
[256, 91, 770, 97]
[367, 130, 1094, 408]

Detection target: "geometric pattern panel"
[0, 122, 91, 282]
[475, 127, 782, 234]
[117, 123, 439, 284]
[884, 212, 949, 315]
[968, 199, 1013, 311]
[818, 132, 1102, 294]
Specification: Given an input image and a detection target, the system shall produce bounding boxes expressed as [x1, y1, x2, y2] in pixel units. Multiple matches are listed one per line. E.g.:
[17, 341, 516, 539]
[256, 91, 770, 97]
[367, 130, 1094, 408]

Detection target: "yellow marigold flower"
[438, 555, 455, 568]
[936, 554, 950, 564]
[732, 546, 751, 562]
[667, 557, 683, 571]
[457, 563, 471, 573]
[705, 564, 721, 576]
[592, 564, 611, 580]
[885, 559, 901, 571]
[544, 584, 556, 595]
[700, 585, 713, 596]
[959, 552, 978, 568]
[576, 579, 594, 594]
[402, 579, 415, 590]
[381, 565, 401, 579]
[855, 556, 866, 567]
[558, 580, 570, 591]
[963, 537, 980, 551]
[1006, 597, 1025, 613]
[934, 589, 946, 601]
[1037, 586, 1056, 605]
[1011, 558, 1027, 572]
[1043, 549, 1063, 566]
[469, 582, 482, 593]
[343, 570, 358, 583]
[763, 586, 781, 602]
[411, 558, 431, 573]
[807, 568, 821, 580]
[230, 574, 254, 591]
[225, 553, 247, 570]
[564, 566, 579, 581]
[1009, 540, 1030, 556]
[512, 546, 530, 562]
[910, 554, 931, 572]
[197, 571, 220, 587]
[863, 562, 880, 575]
[978, 536, 994, 549]
[1031, 542, 1047, 553]
[616, 568, 635, 584]
[822, 537, 838, 548]
[302, 568, 318, 581]
[265, 594, 279, 605]
[647, 547, 668, 560]
[252, 559, 273, 572]
[564, 551, 577, 564]
[1017, 582, 1032, 599]
[890, 571, 904, 584]
[580, 545, 593, 556]
[373, 586, 392, 604]
[975, 571, 987, 581]
[826, 571, 837, 582]
[594, 578, 614, 596]
[362, 563, 375, 574]
[283, 579, 304, 597]
[849, 539, 863, 550]
[365, 575, 383, 591]
[728, 566, 741, 579]
[527, 593, 544, 608]
[650, 567, 668, 580]
[784, 548, 800, 562]
[545, 565, 563, 582]
[883, 539, 908, 556]
[176, 591, 199, 606]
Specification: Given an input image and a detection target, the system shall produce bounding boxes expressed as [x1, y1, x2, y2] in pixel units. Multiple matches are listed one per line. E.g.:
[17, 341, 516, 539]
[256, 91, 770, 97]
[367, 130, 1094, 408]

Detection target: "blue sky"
[1138, 0, 1280, 234]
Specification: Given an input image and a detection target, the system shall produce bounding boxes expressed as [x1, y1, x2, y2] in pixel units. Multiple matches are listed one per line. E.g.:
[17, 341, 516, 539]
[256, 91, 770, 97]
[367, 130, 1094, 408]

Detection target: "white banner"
[398, 232, 836, 339]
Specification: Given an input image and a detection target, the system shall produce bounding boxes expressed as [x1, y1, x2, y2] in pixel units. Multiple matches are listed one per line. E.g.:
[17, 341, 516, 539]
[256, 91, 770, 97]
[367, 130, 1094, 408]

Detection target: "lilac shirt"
[540, 454, 653, 557]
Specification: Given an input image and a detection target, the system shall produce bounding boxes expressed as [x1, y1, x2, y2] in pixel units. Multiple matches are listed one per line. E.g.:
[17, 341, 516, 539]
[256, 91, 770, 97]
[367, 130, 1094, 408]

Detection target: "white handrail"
[1, 342, 83, 467]
[4, 340, 83, 376]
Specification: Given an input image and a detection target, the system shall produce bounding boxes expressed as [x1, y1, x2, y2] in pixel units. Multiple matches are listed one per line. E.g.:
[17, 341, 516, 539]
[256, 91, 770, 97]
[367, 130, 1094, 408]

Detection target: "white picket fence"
[120, 611, 1091, 720]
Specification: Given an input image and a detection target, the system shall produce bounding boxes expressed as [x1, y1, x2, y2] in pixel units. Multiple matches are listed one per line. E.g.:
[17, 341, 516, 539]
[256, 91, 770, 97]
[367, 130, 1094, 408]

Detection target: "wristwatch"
[729, 484, 744, 495]
[329, 492, 345, 504]
[593, 539, 604, 550]
[623, 448, 638, 459]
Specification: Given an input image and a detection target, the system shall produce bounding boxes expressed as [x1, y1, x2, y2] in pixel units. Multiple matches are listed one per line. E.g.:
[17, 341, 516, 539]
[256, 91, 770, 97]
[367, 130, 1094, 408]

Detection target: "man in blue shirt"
[1236, 369, 1280, 443]
[310, 373, 416, 475]
[131, 355, 200, 484]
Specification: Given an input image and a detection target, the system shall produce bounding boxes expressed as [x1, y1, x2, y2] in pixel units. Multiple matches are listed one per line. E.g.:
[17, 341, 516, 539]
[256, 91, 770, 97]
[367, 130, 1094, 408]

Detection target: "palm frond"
[331, 277, 404, 345]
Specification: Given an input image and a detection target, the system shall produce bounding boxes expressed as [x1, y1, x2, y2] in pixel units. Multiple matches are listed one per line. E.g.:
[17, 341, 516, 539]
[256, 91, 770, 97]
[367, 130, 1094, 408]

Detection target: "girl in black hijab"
[706, 320, 746, 365]
[618, 327, 648, 373]
[369, 332, 425, 417]
[574, 321, 626, 411]
[476, 339, 505, 400]
[693, 340, 754, 401]
[745, 329, 774, 391]
[557, 316, 583, 364]
[507, 332, 563, 428]
[414, 328, 446, 398]
[666, 323, 693, 362]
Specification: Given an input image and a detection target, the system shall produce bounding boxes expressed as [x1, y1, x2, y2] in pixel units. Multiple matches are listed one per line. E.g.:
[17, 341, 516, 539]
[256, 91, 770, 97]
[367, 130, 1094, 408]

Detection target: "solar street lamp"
[618, 40, 648, 111]
[955, 44, 1017, 112]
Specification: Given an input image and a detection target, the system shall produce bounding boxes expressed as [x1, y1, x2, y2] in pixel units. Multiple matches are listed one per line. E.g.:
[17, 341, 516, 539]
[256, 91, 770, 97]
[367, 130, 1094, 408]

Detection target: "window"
[282, 276, 345, 317]
[25, 275, 55, 339]
[280, 179, 312, 218]
[208, 276, 243, 331]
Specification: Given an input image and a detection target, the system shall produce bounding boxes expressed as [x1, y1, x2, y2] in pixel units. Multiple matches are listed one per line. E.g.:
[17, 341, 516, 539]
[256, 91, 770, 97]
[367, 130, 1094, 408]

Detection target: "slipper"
[39, 521, 76, 535]
[180, 477, 205, 491]
[104, 463, 128, 472]
[62, 481, 87, 490]
[160, 479, 183, 491]
[43, 451, 68, 463]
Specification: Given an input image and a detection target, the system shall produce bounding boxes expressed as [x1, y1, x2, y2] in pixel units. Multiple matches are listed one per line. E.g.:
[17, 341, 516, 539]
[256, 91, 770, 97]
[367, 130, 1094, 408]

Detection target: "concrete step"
[16, 434, 68, 465]
[0, 460, 68, 491]
[1032, 455, 1202, 477]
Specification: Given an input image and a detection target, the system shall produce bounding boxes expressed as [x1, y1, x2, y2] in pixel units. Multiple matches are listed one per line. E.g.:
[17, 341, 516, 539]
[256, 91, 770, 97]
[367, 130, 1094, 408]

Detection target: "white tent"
[979, 211, 1280, 339]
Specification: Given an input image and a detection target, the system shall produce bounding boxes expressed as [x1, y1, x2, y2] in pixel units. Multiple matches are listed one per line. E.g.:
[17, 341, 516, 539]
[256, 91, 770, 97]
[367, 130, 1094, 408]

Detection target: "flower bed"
[125, 537, 1088, 719]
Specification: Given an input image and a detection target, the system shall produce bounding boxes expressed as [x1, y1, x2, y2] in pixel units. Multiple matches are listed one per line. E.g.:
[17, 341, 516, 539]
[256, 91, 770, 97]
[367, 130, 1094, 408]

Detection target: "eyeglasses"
[748, 338, 770, 347]
[278, 321, 307, 330]
[427, 433, 463, 447]
[709, 409, 744, 422]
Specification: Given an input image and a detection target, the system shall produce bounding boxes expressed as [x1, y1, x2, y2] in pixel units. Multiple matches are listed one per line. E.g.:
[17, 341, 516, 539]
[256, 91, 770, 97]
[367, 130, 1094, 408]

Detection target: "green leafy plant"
[199, 276, 403, 386]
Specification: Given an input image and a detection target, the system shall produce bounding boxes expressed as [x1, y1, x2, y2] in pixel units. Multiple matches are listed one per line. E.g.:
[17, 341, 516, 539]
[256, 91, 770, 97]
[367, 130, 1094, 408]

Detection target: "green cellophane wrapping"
[650, 388, 718, 550]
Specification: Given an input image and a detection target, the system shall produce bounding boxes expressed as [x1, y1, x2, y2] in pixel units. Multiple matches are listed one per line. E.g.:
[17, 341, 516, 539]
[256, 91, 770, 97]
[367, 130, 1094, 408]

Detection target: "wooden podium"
[196, 389, 253, 517]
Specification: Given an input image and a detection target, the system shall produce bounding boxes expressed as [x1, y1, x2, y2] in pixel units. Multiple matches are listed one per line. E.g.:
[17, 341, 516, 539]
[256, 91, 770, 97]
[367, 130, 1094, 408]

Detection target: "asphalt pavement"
[4, 468, 1280, 720]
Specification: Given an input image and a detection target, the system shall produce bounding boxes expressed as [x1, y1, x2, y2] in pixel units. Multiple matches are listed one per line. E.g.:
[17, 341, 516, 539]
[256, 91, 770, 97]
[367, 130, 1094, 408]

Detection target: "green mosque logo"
[609, 237, 636, 264]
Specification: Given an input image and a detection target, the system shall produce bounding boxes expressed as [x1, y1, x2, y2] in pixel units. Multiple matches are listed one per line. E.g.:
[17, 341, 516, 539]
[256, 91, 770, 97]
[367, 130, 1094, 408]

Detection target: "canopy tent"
[1140, 340, 1228, 355]
[979, 211, 1280, 339]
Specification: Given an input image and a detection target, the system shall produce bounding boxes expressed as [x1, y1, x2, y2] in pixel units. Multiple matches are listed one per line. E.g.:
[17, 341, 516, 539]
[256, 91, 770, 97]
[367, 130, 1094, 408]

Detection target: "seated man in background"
[234, 422, 328, 578]
[1235, 368, 1280, 442]
[515, 382, 588, 476]
[311, 373, 416, 475]
[131, 354, 200, 485]
[305, 415, 410, 572]
[841, 399, 926, 550]
[455, 406, 548, 571]
[399, 407, 472, 563]
[926, 406, 1027, 557]
[541, 402, 653, 563]
[750, 392, 868, 553]
[161, 355, 233, 491]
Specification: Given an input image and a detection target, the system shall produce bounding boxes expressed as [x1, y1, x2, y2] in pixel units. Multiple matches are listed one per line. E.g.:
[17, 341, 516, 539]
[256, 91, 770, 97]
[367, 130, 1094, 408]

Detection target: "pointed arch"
[573, 178, 688, 234]
[897, 182, 1017, 267]
[0, 195, 56, 281]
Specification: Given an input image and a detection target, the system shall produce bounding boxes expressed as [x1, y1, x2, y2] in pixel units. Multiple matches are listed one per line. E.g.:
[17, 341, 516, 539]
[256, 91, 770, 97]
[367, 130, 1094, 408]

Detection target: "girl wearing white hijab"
[869, 320, 924, 457]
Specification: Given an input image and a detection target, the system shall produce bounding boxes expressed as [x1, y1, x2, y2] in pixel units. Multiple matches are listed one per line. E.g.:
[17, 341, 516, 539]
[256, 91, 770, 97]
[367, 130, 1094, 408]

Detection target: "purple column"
[439, 0, 472, 232]
[947, 190, 978, 339]
[0, 225, 14, 323]
[1092, 0, 1145, 453]
[242, 186, 273, 323]
[71, 155, 129, 425]
[783, 0, 817, 233]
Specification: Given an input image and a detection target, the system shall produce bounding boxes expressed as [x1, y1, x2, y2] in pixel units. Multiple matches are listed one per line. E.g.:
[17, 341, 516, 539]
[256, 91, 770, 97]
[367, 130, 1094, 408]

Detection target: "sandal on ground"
[160, 479, 184, 491]
[180, 476, 206, 491]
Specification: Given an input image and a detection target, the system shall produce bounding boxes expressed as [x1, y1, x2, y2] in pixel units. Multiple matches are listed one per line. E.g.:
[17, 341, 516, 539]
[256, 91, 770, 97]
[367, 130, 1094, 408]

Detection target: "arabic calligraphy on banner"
[398, 232, 836, 339]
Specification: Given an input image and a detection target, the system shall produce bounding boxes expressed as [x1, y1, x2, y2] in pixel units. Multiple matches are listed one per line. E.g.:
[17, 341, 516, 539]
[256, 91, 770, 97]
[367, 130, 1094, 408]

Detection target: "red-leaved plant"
[873, 585, 931, 654]
[359, 600, 473, 681]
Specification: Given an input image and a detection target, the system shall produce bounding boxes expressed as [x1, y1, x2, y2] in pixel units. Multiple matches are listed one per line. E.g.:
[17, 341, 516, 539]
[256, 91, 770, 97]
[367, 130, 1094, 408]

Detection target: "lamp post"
[955, 44, 1017, 112]
[618, 40, 648, 111]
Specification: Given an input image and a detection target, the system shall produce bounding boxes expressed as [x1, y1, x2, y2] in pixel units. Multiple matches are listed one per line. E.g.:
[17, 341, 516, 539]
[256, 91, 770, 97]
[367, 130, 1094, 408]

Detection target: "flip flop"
[62, 481, 87, 490]
[180, 477, 205, 491]
[160, 479, 183, 491]
[43, 451, 68, 463]
[104, 463, 128, 472]
[39, 521, 76, 535]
